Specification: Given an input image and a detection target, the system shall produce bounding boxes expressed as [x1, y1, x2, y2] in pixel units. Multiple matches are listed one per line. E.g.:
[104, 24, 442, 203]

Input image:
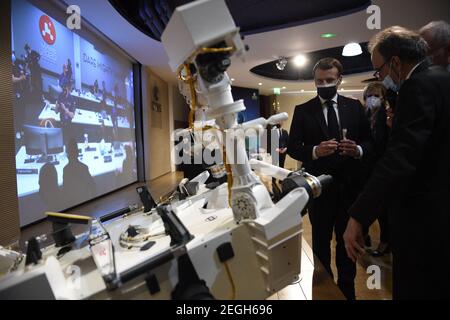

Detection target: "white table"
[39, 104, 131, 129]
[70, 91, 126, 109]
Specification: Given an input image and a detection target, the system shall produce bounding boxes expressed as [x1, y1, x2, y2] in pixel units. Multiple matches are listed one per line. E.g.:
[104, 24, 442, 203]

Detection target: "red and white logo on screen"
[39, 15, 56, 45]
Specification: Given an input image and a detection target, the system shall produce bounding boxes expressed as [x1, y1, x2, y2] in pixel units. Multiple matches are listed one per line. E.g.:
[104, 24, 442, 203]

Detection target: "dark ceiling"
[109, 0, 372, 41]
[109, 0, 374, 80]
[250, 42, 373, 81]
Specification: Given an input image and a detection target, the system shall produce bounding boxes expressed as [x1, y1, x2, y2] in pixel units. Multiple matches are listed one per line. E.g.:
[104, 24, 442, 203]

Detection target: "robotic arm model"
[163, 0, 283, 222]
[0, 0, 332, 300]
[160, 0, 332, 294]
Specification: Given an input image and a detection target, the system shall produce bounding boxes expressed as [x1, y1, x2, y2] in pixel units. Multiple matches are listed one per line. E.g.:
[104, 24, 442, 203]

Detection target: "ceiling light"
[342, 42, 362, 57]
[231, 78, 235, 81]
[274, 88, 281, 95]
[321, 33, 337, 39]
[275, 57, 288, 71]
[282, 86, 286, 89]
[293, 55, 307, 67]
[258, 83, 262, 86]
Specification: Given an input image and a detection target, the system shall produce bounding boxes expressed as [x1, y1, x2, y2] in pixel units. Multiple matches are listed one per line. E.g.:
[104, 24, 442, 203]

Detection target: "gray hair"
[419, 21, 450, 49]
[368, 26, 428, 64]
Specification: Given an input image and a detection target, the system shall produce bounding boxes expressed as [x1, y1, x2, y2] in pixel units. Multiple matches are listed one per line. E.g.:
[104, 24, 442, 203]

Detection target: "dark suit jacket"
[367, 105, 391, 159]
[279, 129, 289, 149]
[349, 61, 450, 255]
[267, 128, 288, 153]
[287, 95, 373, 187]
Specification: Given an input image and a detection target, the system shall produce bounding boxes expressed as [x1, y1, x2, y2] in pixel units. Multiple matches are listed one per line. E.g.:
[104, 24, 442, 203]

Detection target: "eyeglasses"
[373, 60, 389, 79]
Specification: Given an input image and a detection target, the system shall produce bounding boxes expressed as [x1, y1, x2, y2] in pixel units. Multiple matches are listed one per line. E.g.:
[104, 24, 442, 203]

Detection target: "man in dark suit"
[288, 58, 373, 300]
[24, 43, 42, 97]
[274, 123, 289, 168]
[344, 26, 450, 299]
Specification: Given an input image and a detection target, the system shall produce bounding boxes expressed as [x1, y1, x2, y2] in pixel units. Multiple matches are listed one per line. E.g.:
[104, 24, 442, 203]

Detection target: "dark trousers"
[308, 180, 356, 300]
[279, 153, 286, 168]
[112, 116, 119, 138]
[393, 249, 450, 300]
[61, 121, 74, 148]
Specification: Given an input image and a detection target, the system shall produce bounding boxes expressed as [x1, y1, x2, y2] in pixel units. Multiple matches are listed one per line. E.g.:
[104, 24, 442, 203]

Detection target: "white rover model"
[0, 0, 331, 300]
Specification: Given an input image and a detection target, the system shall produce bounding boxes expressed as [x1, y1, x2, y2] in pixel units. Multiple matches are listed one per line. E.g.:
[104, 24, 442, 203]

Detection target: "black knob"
[25, 237, 42, 266]
[127, 226, 138, 238]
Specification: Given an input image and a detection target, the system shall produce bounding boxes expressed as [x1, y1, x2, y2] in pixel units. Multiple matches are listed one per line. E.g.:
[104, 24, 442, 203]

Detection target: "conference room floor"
[20, 171, 393, 300]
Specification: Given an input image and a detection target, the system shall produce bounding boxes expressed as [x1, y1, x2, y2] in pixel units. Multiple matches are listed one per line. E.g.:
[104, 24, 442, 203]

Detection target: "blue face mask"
[382, 60, 403, 93]
[366, 96, 382, 110]
[382, 75, 399, 93]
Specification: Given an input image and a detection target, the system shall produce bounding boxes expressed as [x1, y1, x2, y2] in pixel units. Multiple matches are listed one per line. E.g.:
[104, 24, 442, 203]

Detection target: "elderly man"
[344, 26, 450, 299]
[420, 20, 450, 70]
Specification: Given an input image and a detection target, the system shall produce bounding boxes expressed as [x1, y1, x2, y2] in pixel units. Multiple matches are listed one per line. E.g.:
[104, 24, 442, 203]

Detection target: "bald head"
[420, 21, 450, 67]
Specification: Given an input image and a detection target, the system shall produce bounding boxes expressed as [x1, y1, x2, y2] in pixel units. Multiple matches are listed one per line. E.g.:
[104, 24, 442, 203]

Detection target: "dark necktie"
[326, 100, 340, 141]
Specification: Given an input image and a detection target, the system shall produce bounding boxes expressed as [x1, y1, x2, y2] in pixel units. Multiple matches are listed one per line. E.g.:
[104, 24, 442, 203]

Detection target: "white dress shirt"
[312, 94, 363, 160]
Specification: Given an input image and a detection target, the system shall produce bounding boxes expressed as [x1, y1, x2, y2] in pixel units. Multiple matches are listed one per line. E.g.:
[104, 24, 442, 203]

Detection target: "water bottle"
[100, 139, 106, 156]
[84, 133, 89, 149]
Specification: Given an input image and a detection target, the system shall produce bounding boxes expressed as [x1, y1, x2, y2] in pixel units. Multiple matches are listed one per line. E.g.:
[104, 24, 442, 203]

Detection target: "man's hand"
[279, 147, 287, 154]
[343, 217, 366, 262]
[315, 139, 338, 158]
[339, 139, 360, 157]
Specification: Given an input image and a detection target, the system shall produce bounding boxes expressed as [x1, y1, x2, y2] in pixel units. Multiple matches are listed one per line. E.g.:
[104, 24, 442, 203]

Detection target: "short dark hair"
[368, 26, 428, 64]
[312, 58, 343, 77]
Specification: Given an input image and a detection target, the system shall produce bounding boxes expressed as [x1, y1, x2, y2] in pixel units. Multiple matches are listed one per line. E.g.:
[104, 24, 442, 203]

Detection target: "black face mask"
[317, 85, 337, 100]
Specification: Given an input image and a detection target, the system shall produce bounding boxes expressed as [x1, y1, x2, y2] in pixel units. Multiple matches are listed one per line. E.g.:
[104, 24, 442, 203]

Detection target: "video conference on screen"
[11, 0, 138, 226]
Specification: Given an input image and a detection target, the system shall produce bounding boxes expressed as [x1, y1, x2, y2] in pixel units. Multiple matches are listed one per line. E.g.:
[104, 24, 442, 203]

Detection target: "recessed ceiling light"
[282, 86, 286, 89]
[231, 78, 235, 81]
[258, 83, 262, 86]
[321, 33, 337, 39]
[342, 43, 362, 57]
[300, 89, 305, 92]
[293, 55, 307, 67]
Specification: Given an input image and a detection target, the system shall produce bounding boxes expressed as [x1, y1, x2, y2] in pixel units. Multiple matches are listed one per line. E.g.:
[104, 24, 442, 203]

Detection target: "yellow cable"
[199, 46, 235, 54]
[45, 212, 91, 221]
[182, 64, 198, 129]
[224, 261, 236, 300]
[223, 148, 233, 208]
[176, 45, 236, 128]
